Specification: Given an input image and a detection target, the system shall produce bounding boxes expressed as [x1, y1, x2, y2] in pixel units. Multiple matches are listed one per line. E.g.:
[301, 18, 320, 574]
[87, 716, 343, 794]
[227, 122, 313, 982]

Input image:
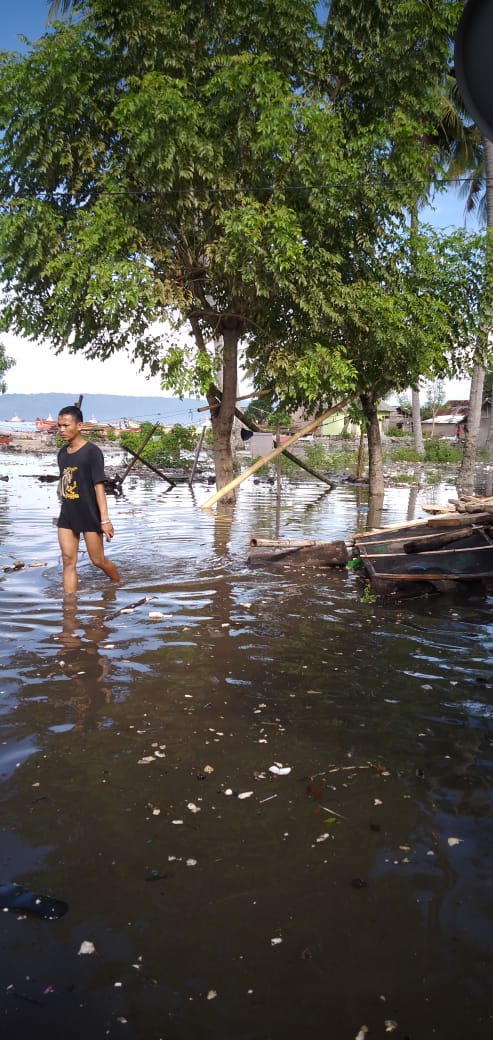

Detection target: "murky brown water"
[1, 452, 493, 1039]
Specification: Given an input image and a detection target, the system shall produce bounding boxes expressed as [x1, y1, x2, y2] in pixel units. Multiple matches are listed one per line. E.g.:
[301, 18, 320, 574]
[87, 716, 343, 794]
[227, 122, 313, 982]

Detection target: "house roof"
[422, 413, 464, 424]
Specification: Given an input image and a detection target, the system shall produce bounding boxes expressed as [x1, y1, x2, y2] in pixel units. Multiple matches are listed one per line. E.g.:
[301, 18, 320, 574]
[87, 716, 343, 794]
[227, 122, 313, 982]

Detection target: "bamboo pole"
[250, 537, 323, 547]
[189, 425, 207, 486]
[199, 396, 355, 510]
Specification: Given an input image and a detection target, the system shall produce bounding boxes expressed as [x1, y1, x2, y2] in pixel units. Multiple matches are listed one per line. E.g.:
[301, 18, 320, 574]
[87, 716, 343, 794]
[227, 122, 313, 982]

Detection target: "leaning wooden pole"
[119, 421, 161, 483]
[189, 426, 207, 486]
[232, 402, 334, 486]
[199, 396, 355, 510]
[124, 447, 176, 486]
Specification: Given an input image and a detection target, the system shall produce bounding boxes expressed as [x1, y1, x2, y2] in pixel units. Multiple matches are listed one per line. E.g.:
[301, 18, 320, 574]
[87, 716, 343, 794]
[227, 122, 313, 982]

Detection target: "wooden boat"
[353, 514, 493, 595]
[0, 433, 12, 445]
[35, 417, 58, 432]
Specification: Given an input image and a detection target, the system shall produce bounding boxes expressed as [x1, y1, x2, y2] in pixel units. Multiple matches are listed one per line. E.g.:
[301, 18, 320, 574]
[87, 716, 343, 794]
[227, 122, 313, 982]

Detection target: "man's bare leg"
[58, 527, 80, 593]
[84, 532, 121, 582]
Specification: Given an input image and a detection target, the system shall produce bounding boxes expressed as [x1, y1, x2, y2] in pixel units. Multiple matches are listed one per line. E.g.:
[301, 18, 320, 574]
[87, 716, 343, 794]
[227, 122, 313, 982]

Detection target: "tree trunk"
[360, 391, 384, 496]
[457, 362, 484, 493]
[457, 135, 493, 491]
[209, 324, 239, 501]
[484, 136, 493, 453]
[411, 387, 425, 455]
[485, 391, 493, 453]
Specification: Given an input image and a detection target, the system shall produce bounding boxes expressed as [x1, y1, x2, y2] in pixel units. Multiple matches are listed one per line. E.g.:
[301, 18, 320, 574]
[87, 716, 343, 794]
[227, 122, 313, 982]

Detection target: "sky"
[0, 2, 476, 401]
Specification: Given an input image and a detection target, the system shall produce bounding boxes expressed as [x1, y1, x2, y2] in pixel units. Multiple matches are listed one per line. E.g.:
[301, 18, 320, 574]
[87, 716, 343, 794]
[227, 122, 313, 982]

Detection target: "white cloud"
[2, 332, 165, 396]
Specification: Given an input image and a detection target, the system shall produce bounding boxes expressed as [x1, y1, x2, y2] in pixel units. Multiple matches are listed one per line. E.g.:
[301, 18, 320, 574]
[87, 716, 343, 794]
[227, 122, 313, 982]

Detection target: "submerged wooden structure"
[353, 507, 493, 595]
[248, 537, 349, 568]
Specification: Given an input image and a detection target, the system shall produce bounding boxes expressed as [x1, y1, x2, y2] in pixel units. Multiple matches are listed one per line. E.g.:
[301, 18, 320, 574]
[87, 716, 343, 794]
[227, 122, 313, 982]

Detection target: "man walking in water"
[57, 405, 121, 593]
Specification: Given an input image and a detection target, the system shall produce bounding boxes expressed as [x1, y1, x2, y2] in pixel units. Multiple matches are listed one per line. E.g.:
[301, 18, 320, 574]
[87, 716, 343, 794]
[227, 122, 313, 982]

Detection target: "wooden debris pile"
[422, 494, 493, 517]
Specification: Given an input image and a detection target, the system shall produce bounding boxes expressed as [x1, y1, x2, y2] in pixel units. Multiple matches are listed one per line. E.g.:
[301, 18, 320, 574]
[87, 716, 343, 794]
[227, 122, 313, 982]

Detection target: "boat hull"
[354, 517, 493, 593]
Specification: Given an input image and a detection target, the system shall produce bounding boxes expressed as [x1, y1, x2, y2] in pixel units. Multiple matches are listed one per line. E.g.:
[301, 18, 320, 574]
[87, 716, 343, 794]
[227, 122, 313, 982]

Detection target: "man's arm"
[94, 482, 114, 541]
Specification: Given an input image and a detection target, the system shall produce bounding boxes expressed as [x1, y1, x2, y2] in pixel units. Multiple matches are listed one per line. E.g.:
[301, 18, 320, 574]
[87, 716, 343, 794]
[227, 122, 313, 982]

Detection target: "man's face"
[57, 413, 82, 442]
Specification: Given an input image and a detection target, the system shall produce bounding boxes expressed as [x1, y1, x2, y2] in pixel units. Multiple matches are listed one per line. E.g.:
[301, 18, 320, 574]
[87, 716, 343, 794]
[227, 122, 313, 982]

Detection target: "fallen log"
[247, 540, 349, 567]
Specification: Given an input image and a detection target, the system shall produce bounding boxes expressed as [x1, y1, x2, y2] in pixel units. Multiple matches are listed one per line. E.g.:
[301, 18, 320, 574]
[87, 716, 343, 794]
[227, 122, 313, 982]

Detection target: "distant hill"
[0, 393, 208, 425]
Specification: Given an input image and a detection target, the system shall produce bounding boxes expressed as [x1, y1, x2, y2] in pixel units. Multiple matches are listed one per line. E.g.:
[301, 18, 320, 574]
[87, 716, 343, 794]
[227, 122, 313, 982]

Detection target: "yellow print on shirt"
[61, 466, 79, 500]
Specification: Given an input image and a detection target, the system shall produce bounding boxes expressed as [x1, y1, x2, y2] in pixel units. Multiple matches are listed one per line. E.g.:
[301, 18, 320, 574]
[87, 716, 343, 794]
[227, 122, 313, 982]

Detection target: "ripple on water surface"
[1, 458, 493, 1037]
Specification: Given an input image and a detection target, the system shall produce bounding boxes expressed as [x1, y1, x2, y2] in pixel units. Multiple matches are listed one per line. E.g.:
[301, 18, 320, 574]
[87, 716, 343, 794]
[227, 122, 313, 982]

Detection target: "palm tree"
[425, 71, 492, 491]
[410, 72, 475, 457]
[48, 0, 80, 14]
[449, 123, 493, 490]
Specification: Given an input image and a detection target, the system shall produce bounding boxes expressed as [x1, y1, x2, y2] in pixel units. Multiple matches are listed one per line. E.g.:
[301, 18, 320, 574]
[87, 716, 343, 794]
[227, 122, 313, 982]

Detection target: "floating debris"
[0, 883, 67, 919]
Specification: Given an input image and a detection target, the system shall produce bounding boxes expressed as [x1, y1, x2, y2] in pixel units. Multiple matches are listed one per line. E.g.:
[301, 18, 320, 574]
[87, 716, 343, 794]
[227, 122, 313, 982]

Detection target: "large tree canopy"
[0, 0, 485, 495]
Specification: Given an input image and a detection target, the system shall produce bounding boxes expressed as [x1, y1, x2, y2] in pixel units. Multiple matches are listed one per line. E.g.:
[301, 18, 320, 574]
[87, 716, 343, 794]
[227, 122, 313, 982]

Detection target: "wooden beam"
[197, 388, 272, 413]
[123, 447, 176, 486]
[199, 396, 355, 509]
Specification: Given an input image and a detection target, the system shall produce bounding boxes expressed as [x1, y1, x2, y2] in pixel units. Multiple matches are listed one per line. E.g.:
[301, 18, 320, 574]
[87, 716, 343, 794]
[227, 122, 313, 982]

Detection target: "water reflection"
[51, 590, 117, 731]
[0, 460, 493, 1038]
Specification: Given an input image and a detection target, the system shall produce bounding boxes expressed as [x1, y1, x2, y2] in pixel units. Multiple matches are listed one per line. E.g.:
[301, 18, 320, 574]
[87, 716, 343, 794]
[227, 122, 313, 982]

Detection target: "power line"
[0, 175, 485, 206]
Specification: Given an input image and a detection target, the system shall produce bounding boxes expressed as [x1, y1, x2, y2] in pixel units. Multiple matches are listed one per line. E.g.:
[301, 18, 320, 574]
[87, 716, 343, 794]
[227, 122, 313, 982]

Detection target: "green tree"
[1, 0, 480, 500]
[253, 0, 487, 496]
[255, 220, 490, 492]
[0, 0, 355, 498]
[0, 343, 14, 394]
[421, 377, 446, 431]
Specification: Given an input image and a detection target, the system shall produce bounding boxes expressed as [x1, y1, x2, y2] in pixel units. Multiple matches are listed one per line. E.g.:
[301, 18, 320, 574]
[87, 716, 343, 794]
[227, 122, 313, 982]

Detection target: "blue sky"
[0, 2, 474, 398]
[1, 1, 50, 52]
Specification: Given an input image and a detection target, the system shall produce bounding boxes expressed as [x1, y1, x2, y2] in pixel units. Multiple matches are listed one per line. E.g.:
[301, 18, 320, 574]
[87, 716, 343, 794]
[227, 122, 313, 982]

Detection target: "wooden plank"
[403, 528, 475, 553]
[427, 512, 493, 528]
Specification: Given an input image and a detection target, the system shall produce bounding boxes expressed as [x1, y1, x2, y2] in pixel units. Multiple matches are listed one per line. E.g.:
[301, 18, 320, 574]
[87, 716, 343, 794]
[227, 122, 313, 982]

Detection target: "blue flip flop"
[0, 883, 68, 919]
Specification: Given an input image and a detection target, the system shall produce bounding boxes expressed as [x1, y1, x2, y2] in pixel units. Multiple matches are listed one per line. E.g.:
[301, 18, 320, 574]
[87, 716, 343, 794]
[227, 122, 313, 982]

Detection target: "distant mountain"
[0, 393, 209, 425]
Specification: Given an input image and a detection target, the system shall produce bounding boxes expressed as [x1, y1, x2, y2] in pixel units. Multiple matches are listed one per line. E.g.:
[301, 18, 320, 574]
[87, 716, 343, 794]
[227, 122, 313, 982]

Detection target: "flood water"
[1, 452, 493, 1040]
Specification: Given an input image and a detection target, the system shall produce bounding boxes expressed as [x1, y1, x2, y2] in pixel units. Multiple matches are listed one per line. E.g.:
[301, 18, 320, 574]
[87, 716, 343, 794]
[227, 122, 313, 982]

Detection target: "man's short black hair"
[58, 406, 83, 423]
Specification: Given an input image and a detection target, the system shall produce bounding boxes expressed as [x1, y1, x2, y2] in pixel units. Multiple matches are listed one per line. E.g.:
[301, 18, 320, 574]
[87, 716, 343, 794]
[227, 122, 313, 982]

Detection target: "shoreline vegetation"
[0, 428, 475, 489]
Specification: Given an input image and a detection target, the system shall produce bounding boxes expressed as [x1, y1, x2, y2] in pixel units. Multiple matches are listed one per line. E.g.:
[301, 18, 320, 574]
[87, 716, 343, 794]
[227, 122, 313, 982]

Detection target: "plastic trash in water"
[0, 882, 68, 919]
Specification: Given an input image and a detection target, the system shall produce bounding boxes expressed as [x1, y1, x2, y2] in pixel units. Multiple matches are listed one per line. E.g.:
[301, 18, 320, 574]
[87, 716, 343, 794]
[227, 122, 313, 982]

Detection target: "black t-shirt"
[57, 442, 106, 534]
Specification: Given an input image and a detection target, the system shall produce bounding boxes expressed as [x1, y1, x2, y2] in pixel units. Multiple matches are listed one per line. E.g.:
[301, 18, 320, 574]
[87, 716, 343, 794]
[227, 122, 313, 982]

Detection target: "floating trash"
[0, 883, 68, 920]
